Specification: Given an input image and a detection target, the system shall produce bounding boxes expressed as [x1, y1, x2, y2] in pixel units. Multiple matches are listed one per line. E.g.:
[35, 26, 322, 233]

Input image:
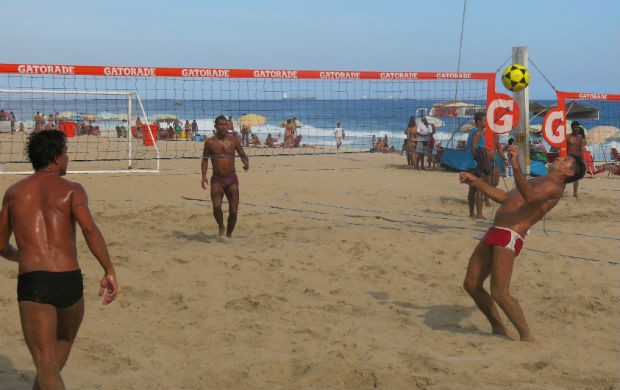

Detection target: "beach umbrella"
[238, 113, 268, 127]
[586, 125, 620, 145]
[460, 121, 475, 133]
[529, 122, 586, 135]
[529, 124, 542, 134]
[155, 113, 178, 123]
[430, 100, 485, 118]
[81, 114, 96, 121]
[423, 116, 445, 128]
[57, 111, 77, 120]
[96, 111, 118, 121]
[278, 118, 304, 128]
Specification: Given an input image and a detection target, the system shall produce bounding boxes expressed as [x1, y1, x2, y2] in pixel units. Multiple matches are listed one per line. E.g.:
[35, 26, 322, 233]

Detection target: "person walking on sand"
[334, 122, 344, 150]
[0, 130, 118, 389]
[201, 115, 250, 240]
[416, 116, 435, 170]
[405, 116, 419, 168]
[566, 121, 587, 197]
[459, 144, 585, 342]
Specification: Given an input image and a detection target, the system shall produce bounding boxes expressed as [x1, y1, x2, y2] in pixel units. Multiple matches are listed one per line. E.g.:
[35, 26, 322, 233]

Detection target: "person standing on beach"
[240, 122, 251, 147]
[201, 115, 250, 240]
[459, 144, 585, 341]
[416, 117, 435, 169]
[334, 122, 344, 150]
[10, 111, 16, 133]
[468, 112, 491, 219]
[566, 121, 587, 197]
[0, 130, 118, 389]
[191, 119, 199, 139]
[405, 116, 419, 168]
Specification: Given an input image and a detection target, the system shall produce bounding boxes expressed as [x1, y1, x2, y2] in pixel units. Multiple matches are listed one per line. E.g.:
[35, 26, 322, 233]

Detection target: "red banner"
[0, 63, 494, 81]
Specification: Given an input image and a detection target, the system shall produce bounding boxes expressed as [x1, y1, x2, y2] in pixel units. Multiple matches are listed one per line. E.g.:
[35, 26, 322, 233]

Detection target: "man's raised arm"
[509, 145, 551, 203]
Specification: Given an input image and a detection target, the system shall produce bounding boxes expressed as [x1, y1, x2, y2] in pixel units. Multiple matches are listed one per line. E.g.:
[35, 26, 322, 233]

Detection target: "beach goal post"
[0, 88, 159, 174]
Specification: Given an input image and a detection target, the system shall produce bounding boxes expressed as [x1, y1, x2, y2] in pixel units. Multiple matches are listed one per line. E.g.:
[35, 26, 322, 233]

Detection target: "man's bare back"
[6, 173, 83, 273]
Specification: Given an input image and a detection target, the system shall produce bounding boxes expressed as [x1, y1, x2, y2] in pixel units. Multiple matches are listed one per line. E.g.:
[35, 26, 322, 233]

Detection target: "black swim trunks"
[17, 270, 84, 308]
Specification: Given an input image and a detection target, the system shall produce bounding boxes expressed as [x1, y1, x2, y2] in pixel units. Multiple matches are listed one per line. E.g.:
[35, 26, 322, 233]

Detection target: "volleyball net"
[0, 63, 493, 173]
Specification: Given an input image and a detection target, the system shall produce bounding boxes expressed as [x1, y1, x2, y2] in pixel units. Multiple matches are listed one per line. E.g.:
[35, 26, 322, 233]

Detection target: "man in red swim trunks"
[459, 144, 585, 342]
[201, 115, 250, 240]
[0, 130, 118, 389]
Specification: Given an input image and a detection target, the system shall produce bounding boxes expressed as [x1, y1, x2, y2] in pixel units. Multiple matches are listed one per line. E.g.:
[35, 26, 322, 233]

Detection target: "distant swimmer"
[459, 144, 585, 342]
[0, 130, 118, 389]
[201, 115, 250, 240]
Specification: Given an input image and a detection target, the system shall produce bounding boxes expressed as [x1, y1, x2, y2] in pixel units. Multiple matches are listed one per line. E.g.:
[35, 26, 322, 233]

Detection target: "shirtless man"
[459, 144, 585, 341]
[0, 130, 118, 389]
[240, 122, 251, 147]
[566, 121, 587, 197]
[467, 113, 490, 219]
[201, 115, 250, 240]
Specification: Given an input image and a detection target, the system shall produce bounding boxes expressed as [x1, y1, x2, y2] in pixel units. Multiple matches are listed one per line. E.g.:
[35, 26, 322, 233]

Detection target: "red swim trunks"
[482, 226, 524, 256]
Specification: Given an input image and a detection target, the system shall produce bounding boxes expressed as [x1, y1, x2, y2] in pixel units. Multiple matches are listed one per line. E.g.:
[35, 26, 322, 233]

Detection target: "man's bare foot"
[492, 325, 513, 339]
[475, 215, 486, 220]
[519, 334, 536, 342]
[218, 235, 229, 243]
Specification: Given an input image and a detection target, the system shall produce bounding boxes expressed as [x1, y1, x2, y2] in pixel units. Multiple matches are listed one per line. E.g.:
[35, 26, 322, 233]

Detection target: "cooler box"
[59, 121, 75, 138]
[142, 124, 158, 146]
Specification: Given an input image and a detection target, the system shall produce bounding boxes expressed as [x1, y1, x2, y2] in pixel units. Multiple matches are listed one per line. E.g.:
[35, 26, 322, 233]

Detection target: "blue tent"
[440, 148, 505, 172]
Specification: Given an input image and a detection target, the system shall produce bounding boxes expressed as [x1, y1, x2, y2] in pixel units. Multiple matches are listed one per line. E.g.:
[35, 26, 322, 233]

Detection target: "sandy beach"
[0, 150, 619, 389]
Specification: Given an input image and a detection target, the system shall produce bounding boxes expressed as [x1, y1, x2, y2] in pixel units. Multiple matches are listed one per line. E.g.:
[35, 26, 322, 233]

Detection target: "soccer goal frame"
[0, 88, 159, 174]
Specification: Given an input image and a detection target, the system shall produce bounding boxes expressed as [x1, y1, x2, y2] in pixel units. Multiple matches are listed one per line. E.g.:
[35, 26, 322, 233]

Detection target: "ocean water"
[2, 98, 618, 160]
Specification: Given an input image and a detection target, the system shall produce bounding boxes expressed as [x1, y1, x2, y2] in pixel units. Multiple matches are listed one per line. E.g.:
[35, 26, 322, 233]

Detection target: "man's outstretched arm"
[459, 171, 509, 204]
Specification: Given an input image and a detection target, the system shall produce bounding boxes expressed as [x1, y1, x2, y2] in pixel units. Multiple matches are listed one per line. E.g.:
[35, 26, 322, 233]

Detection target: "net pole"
[134, 92, 160, 171]
[128, 94, 133, 169]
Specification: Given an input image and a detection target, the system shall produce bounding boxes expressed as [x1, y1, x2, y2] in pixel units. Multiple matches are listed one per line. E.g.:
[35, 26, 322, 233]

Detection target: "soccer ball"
[502, 64, 530, 92]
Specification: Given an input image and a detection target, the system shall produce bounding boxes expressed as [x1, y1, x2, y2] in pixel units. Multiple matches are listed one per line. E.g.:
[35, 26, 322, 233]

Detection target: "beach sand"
[0, 151, 619, 389]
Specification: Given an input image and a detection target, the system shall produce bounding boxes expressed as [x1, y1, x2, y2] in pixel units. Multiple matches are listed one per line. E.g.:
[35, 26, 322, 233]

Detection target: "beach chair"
[584, 150, 597, 176]
[609, 148, 620, 176]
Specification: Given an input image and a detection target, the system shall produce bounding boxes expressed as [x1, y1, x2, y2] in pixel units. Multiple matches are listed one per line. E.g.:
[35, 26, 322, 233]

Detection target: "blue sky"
[2, 0, 619, 99]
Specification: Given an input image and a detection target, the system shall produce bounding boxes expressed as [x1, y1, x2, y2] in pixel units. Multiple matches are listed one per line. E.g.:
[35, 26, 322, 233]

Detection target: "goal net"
[0, 87, 158, 174]
[0, 63, 494, 173]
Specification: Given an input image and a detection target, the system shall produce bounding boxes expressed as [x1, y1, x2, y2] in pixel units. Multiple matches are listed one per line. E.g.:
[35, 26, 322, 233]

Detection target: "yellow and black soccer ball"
[501, 64, 530, 92]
